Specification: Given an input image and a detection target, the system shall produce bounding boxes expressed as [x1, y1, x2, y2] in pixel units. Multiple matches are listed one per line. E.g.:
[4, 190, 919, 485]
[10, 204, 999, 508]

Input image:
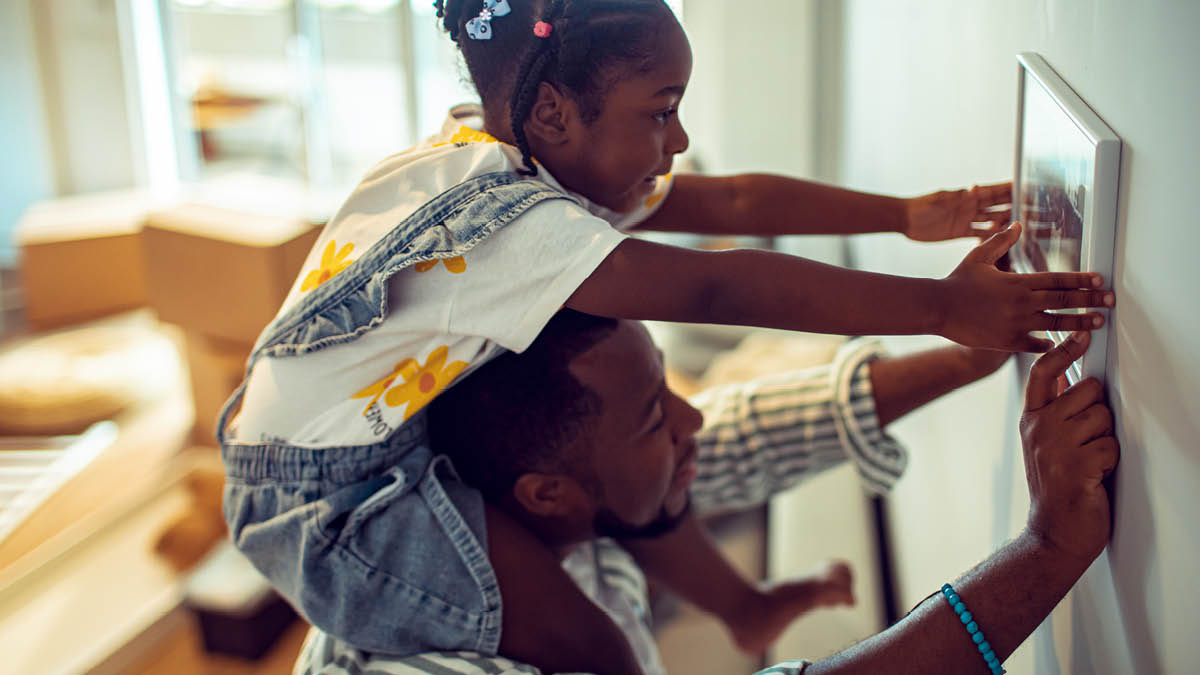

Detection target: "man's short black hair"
[427, 309, 618, 501]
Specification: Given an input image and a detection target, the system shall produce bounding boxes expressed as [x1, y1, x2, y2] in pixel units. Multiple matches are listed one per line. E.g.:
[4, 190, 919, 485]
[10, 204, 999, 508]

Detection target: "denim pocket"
[340, 465, 409, 538]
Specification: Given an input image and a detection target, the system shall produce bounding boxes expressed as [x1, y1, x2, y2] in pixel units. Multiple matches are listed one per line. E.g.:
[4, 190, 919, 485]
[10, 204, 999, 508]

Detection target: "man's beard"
[592, 497, 692, 540]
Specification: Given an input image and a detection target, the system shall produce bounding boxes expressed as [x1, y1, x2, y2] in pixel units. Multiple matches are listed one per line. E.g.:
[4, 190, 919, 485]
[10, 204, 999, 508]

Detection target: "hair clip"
[533, 21, 553, 38]
[465, 0, 511, 40]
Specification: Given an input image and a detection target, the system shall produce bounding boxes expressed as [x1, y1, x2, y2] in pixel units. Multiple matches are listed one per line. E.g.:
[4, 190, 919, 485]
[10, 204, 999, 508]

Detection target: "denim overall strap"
[216, 172, 573, 445]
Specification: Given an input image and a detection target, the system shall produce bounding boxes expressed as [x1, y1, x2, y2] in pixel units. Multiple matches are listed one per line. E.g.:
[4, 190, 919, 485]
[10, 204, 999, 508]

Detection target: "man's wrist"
[1016, 525, 1101, 580]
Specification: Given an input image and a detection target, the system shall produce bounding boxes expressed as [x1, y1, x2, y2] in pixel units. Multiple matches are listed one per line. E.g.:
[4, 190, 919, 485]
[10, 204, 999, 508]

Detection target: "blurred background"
[1, 1, 1197, 674]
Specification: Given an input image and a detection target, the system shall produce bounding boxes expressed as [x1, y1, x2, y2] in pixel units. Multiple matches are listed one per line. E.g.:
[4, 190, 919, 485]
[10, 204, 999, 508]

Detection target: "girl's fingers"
[972, 182, 1013, 206]
[970, 221, 1005, 239]
[965, 222, 1021, 264]
[1021, 271, 1104, 289]
[1032, 290, 1115, 310]
[976, 209, 1011, 224]
[1035, 311, 1105, 332]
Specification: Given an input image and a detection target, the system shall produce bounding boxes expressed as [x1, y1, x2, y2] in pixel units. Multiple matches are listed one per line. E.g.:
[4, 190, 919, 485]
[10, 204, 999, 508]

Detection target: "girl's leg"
[621, 512, 854, 654]
[486, 504, 646, 675]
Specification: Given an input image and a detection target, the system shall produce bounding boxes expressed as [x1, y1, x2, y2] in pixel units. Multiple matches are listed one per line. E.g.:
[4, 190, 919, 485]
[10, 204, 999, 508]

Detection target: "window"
[158, 0, 476, 191]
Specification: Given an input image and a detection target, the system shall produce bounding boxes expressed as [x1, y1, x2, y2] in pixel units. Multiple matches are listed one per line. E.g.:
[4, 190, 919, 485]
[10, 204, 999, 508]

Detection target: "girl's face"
[555, 16, 693, 213]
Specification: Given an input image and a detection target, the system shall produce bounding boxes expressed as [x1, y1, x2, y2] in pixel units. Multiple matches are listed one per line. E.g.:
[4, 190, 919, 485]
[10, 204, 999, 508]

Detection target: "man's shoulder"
[298, 627, 544, 674]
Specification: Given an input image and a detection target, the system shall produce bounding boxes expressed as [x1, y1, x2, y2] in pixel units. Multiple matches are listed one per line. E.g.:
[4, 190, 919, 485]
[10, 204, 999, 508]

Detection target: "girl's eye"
[653, 108, 676, 124]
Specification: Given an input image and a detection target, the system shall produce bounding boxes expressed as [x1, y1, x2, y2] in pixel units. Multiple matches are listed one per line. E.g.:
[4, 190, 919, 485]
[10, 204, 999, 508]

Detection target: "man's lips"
[673, 442, 699, 486]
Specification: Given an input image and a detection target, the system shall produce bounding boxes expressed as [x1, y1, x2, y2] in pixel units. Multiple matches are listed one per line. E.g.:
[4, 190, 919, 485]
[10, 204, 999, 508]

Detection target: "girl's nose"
[669, 118, 689, 155]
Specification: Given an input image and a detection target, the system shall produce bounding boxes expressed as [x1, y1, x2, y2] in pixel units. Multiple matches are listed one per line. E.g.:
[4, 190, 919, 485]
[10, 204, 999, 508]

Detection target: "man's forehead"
[570, 320, 661, 387]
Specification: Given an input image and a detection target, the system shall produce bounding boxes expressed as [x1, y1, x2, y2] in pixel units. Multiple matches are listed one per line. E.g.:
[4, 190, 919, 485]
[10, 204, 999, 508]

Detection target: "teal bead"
[985, 652, 999, 665]
[953, 601, 966, 615]
[942, 584, 954, 594]
[960, 611, 973, 624]
[949, 593, 961, 606]
[978, 641, 992, 654]
[973, 631, 985, 644]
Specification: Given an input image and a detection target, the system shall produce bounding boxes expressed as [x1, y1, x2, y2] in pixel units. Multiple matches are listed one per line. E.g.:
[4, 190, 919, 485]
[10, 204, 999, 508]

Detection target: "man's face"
[566, 320, 703, 536]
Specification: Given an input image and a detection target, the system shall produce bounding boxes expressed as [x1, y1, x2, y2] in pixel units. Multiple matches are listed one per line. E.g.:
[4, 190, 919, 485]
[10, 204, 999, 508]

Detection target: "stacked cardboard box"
[140, 204, 321, 445]
[15, 184, 327, 445]
[16, 190, 167, 331]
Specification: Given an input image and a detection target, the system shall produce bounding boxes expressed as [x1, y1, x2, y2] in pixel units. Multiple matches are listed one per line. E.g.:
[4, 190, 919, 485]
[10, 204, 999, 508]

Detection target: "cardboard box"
[184, 331, 250, 446]
[142, 204, 321, 345]
[16, 190, 165, 331]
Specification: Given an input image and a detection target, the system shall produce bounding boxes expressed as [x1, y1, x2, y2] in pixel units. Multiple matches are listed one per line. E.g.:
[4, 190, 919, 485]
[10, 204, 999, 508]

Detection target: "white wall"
[833, 1, 1200, 673]
[680, 0, 844, 264]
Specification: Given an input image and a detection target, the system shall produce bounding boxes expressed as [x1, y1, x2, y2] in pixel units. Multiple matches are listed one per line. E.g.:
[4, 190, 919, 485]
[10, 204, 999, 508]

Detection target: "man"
[296, 312, 1117, 674]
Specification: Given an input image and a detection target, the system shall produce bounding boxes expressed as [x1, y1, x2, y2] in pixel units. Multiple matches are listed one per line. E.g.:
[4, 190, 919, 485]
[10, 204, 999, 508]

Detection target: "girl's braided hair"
[433, 0, 674, 175]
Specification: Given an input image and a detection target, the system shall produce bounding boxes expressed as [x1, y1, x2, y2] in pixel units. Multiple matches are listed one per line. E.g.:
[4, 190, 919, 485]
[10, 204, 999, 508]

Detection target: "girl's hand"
[903, 182, 1012, 242]
[938, 223, 1114, 352]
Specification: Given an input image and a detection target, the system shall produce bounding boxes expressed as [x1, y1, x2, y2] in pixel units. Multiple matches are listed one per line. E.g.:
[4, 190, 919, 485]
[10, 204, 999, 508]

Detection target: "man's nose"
[668, 391, 703, 441]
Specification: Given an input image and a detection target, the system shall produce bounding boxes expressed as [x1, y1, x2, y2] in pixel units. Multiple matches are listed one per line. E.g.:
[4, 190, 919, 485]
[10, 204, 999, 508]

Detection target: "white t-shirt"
[232, 105, 673, 446]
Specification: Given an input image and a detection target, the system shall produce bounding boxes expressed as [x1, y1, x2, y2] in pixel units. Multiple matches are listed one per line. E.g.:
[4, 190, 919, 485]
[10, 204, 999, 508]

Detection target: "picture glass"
[1014, 69, 1094, 278]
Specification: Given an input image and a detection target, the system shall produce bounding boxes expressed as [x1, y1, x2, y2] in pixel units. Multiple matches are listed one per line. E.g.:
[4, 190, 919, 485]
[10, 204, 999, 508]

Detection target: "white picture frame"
[1012, 52, 1121, 384]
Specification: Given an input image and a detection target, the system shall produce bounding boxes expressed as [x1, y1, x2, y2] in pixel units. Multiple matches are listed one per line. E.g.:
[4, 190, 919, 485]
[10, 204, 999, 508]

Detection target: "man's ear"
[524, 81, 575, 147]
[511, 472, 588, 518]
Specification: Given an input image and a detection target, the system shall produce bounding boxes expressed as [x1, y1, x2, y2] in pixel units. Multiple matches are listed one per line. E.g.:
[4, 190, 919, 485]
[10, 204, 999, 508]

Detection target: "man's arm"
[634, 174, 1011, 241]
[801, 332, 1118, 674]
[870, 345, 1010, 428]
[687, 339, 1008, 514]
[807, 531, 1086, 675]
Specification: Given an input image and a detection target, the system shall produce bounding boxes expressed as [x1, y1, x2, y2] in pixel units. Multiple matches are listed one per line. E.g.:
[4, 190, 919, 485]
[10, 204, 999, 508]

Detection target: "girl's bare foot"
[727, 560, 855, 654]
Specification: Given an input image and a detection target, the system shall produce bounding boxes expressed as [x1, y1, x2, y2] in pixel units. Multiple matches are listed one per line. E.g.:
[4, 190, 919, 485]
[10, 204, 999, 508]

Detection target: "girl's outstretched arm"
[566, 223, 1113, 353]
[636, 174, 1010, 241]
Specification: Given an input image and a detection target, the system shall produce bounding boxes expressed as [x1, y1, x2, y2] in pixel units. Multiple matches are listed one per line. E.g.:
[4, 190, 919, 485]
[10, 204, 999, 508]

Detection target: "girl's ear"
[525, 81, 576, 147]
[511, 472, 589, 518]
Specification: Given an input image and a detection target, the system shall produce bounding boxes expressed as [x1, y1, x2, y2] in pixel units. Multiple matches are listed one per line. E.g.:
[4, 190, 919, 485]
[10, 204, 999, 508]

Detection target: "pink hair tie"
[533, 20, 553, 38]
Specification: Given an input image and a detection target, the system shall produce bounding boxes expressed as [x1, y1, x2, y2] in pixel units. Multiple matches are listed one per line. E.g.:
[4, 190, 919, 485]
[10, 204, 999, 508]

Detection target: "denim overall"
[218, 172, 574, 656]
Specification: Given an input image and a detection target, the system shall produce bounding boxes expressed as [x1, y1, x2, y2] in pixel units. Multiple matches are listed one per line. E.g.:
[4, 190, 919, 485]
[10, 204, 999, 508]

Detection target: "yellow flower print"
[380, 345, 469, 421]
[301, 240, 356, 292]
[413, 256, 467, 274]
[350, 359, 415, 415]
[644, 173, 672, 209]
[433, 126, 499, 148]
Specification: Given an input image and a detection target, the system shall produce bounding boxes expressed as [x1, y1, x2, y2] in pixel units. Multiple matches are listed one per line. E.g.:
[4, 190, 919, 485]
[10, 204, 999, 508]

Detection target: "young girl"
[219, 1, 1112, 673]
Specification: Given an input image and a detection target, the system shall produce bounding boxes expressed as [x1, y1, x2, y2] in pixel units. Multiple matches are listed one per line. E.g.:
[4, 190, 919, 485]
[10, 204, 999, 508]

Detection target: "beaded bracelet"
[941, 583, 1005, 674]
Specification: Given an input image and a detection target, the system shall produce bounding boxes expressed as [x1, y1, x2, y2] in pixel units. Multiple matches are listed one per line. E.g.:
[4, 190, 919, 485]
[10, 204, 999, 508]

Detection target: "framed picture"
[1012, 52, 1121, 384]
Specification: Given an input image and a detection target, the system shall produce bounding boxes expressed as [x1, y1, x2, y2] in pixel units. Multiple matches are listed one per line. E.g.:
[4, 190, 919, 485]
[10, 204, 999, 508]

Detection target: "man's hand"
[938, 222, 1114, 352]
[902, 182, 1012, 242]
[1020, 331, 1120, 563]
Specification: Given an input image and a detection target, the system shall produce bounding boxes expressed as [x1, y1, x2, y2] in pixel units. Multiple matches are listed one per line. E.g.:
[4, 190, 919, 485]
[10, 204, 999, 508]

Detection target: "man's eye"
[649, 403, 666, 432]
[653, 109, 676, 124]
